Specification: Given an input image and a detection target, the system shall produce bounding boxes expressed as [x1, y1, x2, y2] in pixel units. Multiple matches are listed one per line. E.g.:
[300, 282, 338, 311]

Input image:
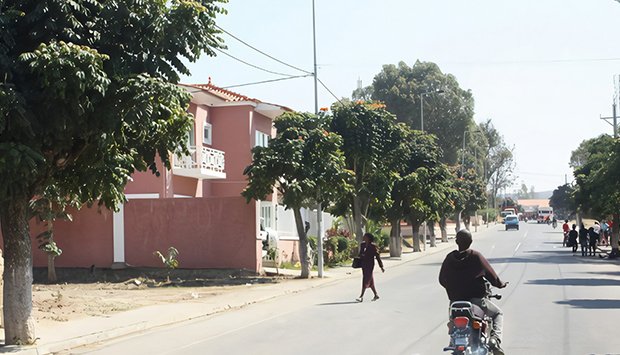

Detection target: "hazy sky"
[181, 0, 620, 193]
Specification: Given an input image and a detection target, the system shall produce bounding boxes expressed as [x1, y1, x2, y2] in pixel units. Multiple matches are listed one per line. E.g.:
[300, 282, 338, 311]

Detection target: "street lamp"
[420, 89, 444, 132]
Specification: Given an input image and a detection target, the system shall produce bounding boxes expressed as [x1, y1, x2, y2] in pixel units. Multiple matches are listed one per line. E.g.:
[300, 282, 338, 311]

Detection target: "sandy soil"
[30, 267, 286, 324]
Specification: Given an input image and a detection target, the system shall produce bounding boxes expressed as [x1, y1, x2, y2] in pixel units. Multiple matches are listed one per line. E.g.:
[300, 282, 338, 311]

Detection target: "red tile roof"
[184, 77, 293, 113]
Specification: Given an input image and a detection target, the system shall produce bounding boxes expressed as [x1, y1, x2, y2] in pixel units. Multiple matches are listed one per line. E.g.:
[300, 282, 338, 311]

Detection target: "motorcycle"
[443, 282, 503, 355]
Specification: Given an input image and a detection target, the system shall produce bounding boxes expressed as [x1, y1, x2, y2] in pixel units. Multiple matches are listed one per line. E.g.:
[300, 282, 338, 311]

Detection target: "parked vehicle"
[504, 215, 519, 231]
[443, 282, 503, 355]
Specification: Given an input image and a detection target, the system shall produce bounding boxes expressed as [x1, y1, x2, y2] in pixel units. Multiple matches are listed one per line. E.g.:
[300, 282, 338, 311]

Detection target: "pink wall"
[123, 197, 260, 271]
[30, 206, 114, 268]
[206, 106, 273, 198]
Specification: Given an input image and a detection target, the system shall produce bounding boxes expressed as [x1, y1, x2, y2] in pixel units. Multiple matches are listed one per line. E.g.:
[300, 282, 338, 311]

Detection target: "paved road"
[73, 223, 620, 355]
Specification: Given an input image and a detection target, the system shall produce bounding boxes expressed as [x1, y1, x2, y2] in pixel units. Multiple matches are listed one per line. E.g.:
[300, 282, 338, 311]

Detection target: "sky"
[181, 0, 620, 194]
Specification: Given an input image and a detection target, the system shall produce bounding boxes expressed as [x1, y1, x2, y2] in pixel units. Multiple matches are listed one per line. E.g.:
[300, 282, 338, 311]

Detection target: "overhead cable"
[216, 25, 312, 75]
[222, 74, 313, 89]
[215, 48, 298, 77]
[317, 78, 344, 105]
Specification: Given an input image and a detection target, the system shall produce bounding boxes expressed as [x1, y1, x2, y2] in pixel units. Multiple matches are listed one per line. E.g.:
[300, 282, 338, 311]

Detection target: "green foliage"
[0, 0, 227, 210]
[369, 61, 475, 165]
[478, 208, 497, 223]
[573, 135, 620, 218]
[329, 101, 402, 238]
[154, 247, 180, 270]
[453, 168, 487, 216]
[549, 184, 576, 218]
[242, 112, 350, 209]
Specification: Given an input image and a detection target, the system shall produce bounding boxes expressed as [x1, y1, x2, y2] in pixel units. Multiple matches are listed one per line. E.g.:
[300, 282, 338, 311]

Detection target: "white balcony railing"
[173, 146, 226, 179]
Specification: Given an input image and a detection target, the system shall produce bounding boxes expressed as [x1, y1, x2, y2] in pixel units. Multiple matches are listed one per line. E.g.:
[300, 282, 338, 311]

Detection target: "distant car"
[505, 215, 519, 231]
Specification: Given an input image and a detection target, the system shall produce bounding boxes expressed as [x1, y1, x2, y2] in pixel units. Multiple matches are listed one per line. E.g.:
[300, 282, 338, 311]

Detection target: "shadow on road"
[555, 299, 620, 309]
[316, 301, 360, 306]
[526, 278, 620, 287]
[584, 271, 620, 277]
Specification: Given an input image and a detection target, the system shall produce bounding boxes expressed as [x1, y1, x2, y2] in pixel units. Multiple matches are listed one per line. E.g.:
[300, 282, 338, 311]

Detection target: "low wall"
[1, 197, 260, 272]
[123, 197, 259, 271]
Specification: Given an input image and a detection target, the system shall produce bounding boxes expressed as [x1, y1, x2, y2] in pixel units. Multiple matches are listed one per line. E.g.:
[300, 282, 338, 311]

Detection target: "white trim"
[113, 204, 125, 263]
[126, 193, 159, 200]
[174, 194, 192, 198]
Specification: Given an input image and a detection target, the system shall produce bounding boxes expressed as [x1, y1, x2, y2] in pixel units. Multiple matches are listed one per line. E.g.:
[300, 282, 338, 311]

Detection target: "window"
[203, 122, 212, 145]
[260, 205, 273, 229]
[187, 124, 195, 146]
[255, 131, 269, 148]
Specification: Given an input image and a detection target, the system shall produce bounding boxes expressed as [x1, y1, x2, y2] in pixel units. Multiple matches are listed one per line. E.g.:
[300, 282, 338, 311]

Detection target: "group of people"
[562, 220, 610, 257]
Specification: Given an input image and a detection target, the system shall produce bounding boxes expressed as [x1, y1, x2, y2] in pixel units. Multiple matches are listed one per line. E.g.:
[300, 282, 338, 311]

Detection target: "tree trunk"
[455, 211, 462, 233]
[389, 218, 402, 257]
[411, 221, 422, 252]
[429, 220, 437, 247]
[0, 198, 36, 345]
[47, 223, 57, 283]
[440, 217, 448, 242]
[464, 214, 471, 230]
[293, 208, 311, 278]
[610, 213, 620, 259]
[352, 196, 364, 243]
[47, 254, 57, 283]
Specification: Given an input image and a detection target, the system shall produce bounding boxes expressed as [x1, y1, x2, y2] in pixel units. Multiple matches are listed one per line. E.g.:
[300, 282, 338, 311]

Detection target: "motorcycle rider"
[439, 229, 508, 355]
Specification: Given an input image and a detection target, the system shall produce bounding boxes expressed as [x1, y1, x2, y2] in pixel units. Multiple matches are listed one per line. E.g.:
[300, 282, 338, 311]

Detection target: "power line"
[222, 74, 313, 89]
[317, 78, 344, 105]
[216, 25, 312, 75]
[215, 48, 298, 77]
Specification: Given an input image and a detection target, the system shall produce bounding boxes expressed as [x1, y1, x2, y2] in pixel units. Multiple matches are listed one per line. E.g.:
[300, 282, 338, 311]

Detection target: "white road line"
[514, 242, 522, 253]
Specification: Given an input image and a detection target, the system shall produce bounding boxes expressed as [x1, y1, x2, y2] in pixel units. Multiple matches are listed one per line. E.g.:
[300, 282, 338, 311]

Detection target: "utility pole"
[312, 0, 324, 278]
[600, 75, 619, 138]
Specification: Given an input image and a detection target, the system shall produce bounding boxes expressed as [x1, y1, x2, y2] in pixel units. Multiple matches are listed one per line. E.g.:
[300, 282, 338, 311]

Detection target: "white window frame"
[260, 202, 273, 229]
[255, 131, 269, 148]
[203, 122, 212, 145]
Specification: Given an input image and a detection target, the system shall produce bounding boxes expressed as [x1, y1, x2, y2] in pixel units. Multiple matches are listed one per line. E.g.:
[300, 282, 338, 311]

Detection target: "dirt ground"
[31, 267, 287, 324]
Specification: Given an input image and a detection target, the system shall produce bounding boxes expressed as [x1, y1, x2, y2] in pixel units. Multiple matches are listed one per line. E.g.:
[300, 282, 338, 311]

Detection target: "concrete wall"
[20, 197, 260, 272]
[30, 206, 115, 268]
[123, 197, 259, 270]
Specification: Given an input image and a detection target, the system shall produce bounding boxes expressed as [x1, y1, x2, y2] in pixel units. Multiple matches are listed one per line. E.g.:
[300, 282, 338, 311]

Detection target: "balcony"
[173, 146, 226, 180]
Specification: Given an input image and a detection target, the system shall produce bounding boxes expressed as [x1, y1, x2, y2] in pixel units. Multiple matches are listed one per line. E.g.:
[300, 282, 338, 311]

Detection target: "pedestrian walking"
[579, 223, 589, 257]
[588, 227, 599, 257]
[600, 220, 609, 246]
[568, 224, 578, 254]
[356, 233, 384, 302]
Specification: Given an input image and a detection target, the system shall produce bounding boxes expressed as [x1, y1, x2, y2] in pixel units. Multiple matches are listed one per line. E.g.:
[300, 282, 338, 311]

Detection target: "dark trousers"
[581, 244, 588, 256]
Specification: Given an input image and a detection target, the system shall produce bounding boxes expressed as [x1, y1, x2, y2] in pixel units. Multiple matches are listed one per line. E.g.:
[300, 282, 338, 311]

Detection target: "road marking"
[515, 242, 522, 253]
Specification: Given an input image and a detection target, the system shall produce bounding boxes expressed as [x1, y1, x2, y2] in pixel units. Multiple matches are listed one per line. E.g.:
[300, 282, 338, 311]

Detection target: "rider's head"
[565, 219, 568, 223]
[455, 229, 473, 251]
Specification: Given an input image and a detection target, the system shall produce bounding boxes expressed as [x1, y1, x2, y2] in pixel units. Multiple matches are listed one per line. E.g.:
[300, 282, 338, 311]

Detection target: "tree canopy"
[368, 61, 475, 165]
[0, 0, 227, 344]
[242, 112, 349, 278]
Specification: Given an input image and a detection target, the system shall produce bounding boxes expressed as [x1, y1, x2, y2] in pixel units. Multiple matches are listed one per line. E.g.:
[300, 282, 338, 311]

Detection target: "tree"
[370, 61, 475, 165]
[572, 135, 620, 257]
[479, 120, 515, 209]
[455, 169, 487, 230]
[242, 112, 349, 278]
[549, 184, 576, 219]
[0, 0, 227, 344]
[388, 131, 453, 252]
[330, 101, 401, 242]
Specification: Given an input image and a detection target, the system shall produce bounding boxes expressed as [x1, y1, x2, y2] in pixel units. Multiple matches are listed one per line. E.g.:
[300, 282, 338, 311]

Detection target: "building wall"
[123, 197, 260, 270]
[207, 106, 273, 198]
[30, 206, 114, 268]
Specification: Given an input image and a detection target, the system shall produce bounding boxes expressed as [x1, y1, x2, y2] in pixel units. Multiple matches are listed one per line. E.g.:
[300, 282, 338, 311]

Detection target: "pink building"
[24, 80, 291, 273]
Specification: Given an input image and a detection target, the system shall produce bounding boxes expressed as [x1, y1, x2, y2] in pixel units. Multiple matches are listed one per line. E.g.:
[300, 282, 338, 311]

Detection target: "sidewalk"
[3, 224, 496, 354]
